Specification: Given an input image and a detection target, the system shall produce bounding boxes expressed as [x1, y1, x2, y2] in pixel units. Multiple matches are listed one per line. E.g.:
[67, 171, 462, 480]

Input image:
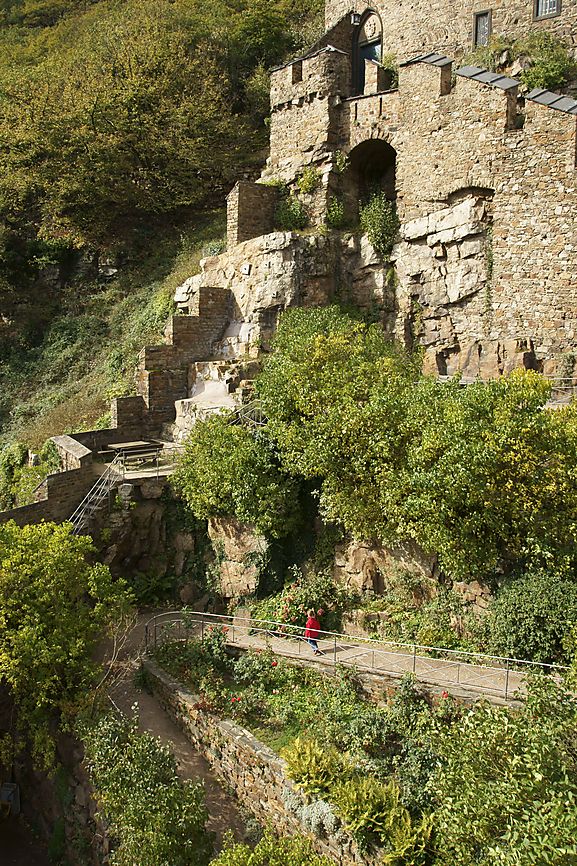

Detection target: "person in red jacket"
[304, 608, 323, 655]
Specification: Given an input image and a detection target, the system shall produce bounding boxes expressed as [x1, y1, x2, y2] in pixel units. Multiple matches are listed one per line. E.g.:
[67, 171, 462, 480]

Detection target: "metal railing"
[69, 454, 125, 535]
[231, 399, 266, 429]
[143, 610, 567, 702]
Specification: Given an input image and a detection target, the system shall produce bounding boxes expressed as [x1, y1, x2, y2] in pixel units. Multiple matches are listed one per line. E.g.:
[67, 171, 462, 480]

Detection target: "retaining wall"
[144, 659, 381, 866]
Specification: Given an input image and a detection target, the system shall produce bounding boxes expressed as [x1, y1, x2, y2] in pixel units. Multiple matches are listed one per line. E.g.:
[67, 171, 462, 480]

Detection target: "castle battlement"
[262, 34, 577, 379]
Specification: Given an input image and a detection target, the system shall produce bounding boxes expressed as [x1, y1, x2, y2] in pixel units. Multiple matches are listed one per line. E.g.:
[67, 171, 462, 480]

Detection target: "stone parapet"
[51, 435, 93, 471]
[144, 659, 385, 865]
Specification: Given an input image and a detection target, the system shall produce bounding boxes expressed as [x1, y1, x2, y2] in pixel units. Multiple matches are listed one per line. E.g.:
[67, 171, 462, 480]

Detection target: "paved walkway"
[148, 614, 532, 704]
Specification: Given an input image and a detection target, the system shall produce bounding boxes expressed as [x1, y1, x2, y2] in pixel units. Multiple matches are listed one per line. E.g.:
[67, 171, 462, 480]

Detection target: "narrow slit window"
[474, 11, 491, 47]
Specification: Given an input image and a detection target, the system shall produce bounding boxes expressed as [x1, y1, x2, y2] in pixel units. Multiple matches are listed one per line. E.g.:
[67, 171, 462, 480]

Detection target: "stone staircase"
[136, 286, 232, 432]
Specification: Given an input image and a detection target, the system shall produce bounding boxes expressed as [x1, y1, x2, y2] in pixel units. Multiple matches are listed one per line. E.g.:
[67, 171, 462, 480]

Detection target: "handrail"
[143, 610, 567, 702]
[69, 454, 125, 534]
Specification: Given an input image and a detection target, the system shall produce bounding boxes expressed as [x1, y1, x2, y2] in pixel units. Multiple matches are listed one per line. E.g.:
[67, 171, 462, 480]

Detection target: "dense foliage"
[0, 520, 131, 763]
[483, 569, 577, 664]
[212, 828, 334, 866]
[153, 634, 577, 865]
[0, 0, 322, 382]
[172, 413, 300, 538]
[254, 306, 577, 582]
[429, 678, 577, 865]
[464, 32, 577, 92]
[82, 713, 212, 866]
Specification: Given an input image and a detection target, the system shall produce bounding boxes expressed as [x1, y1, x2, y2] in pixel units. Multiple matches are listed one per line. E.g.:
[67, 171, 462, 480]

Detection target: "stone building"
[129, 0, 577, 436]
[119, 1, 577, 434]
[4, 0, 577, 532]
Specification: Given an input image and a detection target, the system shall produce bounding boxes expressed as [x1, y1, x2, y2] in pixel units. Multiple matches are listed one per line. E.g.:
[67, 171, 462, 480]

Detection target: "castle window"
[354, 11, 383, 94]
[534, 0, 561, 17]
[473, 11, 492, 47]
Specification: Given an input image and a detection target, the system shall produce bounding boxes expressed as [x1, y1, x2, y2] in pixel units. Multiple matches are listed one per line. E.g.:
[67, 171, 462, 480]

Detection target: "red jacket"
[305, 616, 320, 639]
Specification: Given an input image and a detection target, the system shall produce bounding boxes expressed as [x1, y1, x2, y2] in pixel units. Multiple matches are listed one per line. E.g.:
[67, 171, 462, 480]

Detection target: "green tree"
[258, 308, 577, 581]
[429, 677, 577, 865]
[83, 713, 212, 866]
[0, 520, 131, 763]
[402, 372, 577, 579]
[484, 569, 577, 664]
[172, 413, 301, 538]
[0, 1, 248, 245]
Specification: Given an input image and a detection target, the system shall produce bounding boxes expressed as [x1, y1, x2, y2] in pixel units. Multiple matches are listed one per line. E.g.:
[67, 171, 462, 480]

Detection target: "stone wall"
[174, 231, 335, 358]
[267, 51, 577, 376]
[0, 464, 95, 527]
[325, 0, 577, 61]
[135, 287, 231, 431]
[227, 181, 278, 247]
[145, 659, 386, 866]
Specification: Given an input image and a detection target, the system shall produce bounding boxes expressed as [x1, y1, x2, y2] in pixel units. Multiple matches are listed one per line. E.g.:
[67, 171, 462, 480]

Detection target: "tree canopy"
[174, 306, 577, 583]
[0, 520, 131, 763]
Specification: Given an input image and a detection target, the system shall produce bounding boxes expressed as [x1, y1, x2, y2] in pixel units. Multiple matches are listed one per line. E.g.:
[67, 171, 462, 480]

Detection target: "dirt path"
[106, 612, 246, 850]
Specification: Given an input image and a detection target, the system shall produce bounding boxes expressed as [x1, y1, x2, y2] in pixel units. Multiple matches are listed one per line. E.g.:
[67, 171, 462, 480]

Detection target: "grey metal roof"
[457, 65, 519, 91]
[401, 51, 453, 68]
[526, 88, 577, 115]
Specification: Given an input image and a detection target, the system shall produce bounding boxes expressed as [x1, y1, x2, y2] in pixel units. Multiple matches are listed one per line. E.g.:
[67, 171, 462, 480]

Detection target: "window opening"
[534, 0, 560, 16]
[474, 11, 491, 47]
[354, 11, 383, 94]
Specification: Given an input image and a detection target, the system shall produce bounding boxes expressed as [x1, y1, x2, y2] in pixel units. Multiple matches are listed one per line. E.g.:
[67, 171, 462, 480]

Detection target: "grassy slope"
[0, 209, 226, 449]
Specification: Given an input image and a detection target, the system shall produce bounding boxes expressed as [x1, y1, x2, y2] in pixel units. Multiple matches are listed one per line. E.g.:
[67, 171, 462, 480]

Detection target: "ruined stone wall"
[227, 181, 278, 247]
[0, 464, 95, 527]
[174, 231, 336, 359]
[325, 0, 577, 61]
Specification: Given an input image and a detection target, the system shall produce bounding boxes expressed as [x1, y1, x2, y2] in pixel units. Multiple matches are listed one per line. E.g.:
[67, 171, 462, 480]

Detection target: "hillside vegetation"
[0, 0, 322, 484]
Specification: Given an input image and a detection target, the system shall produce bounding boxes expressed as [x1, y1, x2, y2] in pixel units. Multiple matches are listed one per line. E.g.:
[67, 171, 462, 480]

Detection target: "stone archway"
[353, 10, 383, 95]
[342, 137, 397, 223]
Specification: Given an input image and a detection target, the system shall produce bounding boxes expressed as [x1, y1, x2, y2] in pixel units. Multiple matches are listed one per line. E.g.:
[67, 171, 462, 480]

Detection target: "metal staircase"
[69, 454, 125, 535]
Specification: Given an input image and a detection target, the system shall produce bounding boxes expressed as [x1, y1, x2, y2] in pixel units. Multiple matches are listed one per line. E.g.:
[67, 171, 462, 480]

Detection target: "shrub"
[359, 192, 399, 258]
[514, 32, 577, 91]
[325, 196, 345, 229]
[485, 569, 577, 664]
[172, 414, 300, 538]
[429, 677, 577, 865]
[275, 193, 309, 231]
[212, 828, 335, 866]
[331, 776, 432, 858]
[297, 167, 321, 195]
[280, 736, 352, 799]
[82, 714, 212, 866]
[250, 567, 358, 633]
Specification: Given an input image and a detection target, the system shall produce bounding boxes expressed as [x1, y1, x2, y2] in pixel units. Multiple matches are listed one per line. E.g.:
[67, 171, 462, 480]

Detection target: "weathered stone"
[208, 516, 268, 598]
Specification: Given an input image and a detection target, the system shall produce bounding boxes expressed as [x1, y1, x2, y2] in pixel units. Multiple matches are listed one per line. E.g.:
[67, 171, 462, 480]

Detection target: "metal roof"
[526, 88, 577, 115]
[401, 51, 453, 68]
[456, 65, 519, 91]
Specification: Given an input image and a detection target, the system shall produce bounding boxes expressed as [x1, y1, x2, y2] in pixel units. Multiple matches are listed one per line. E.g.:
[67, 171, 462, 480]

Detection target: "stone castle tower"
[221, 0, 577, 381]
[131, 0, 577, 439]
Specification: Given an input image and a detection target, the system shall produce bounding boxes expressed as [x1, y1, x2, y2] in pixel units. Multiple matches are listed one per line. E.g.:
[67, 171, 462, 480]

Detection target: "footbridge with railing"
[144, 610, 567, 705]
